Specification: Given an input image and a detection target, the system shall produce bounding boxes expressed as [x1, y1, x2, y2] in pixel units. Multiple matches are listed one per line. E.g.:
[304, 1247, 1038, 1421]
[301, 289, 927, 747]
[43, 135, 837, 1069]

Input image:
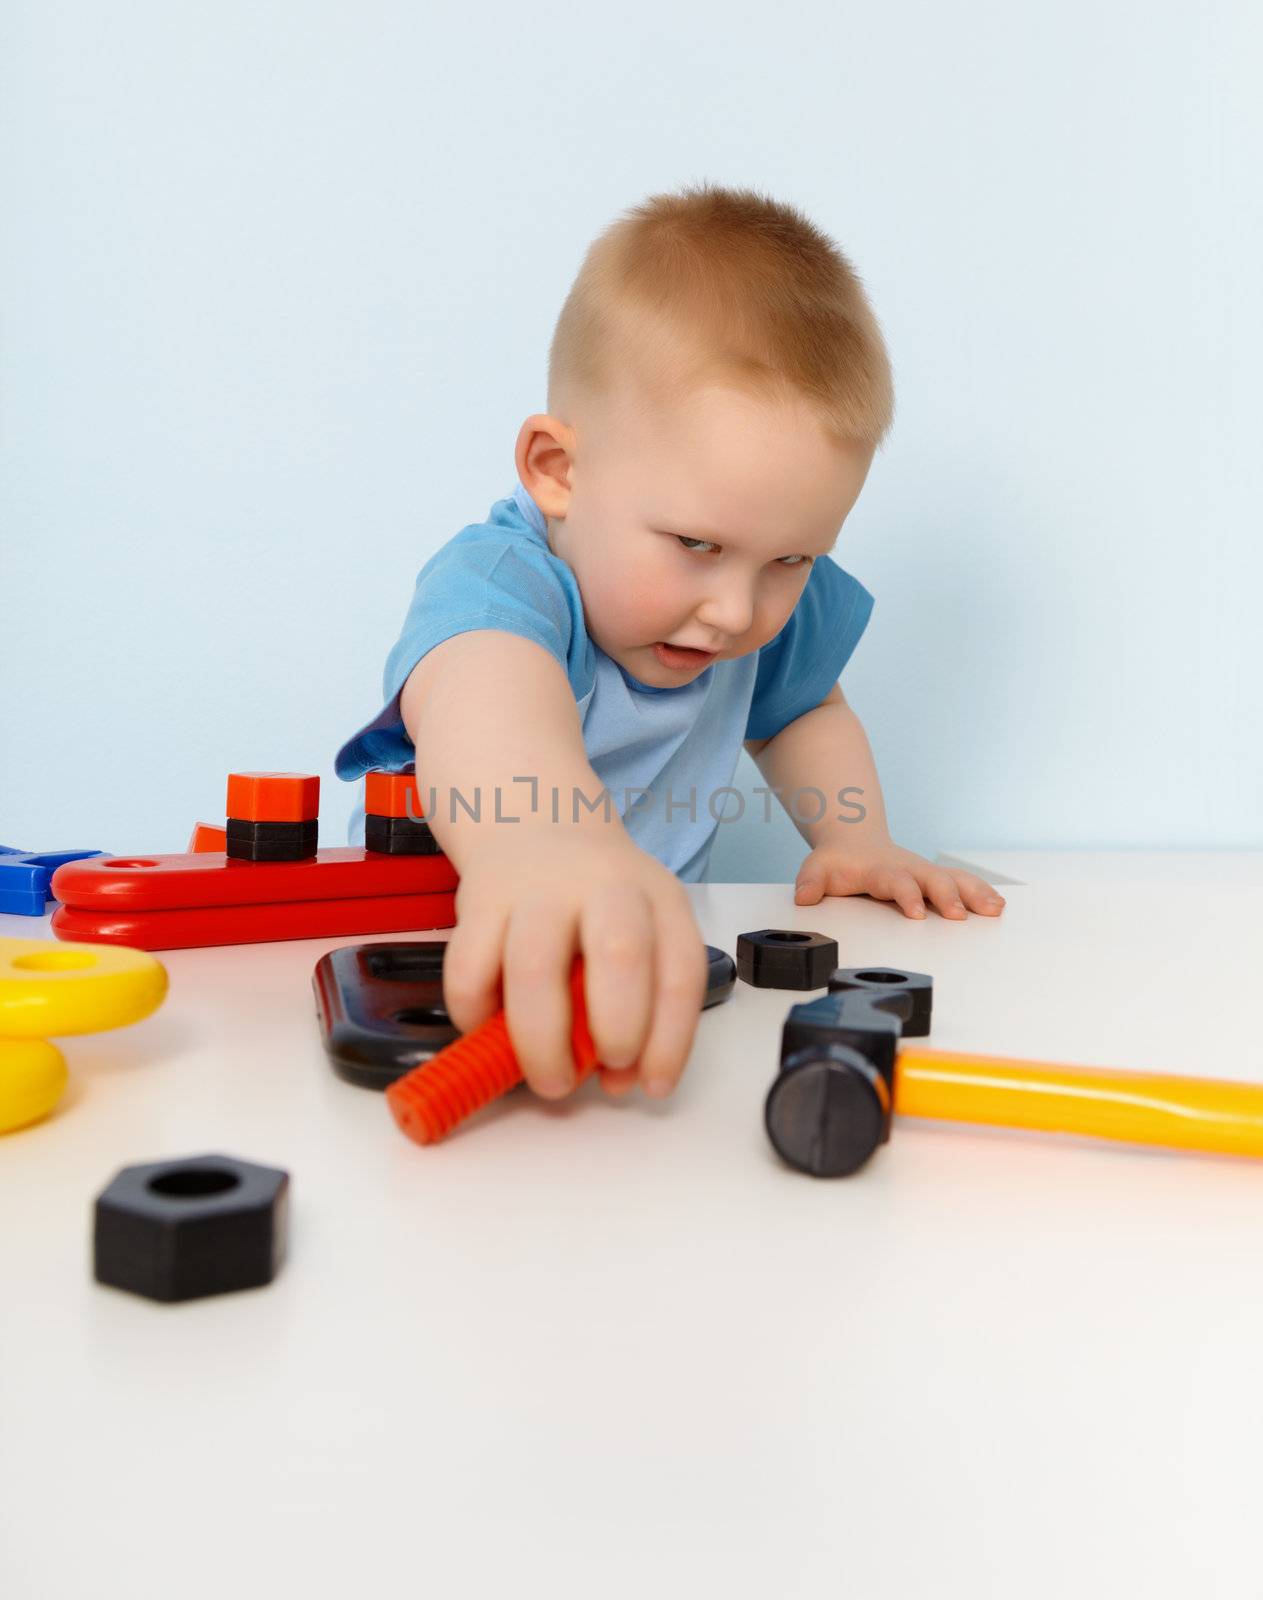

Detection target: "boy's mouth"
[652, 641, 717, 670]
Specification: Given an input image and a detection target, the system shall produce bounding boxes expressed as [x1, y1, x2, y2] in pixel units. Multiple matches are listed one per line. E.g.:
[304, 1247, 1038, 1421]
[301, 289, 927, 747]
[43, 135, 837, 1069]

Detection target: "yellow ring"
[0, 1038, 69, 1132]
[0, 938, 168, 1037]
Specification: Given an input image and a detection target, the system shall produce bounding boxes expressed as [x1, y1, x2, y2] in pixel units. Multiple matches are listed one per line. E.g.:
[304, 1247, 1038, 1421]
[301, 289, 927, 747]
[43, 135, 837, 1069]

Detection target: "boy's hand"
[792, 834, 1006, 919]
[440, 825, 709, 1102]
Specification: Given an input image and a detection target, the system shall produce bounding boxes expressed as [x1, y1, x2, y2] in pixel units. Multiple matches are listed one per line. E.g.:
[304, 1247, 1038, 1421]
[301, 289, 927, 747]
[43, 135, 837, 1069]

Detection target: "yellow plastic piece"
[0, 1038, 68, 1133]
[896, 1046, 1263, 1159]
[0, 937, 167, 1037]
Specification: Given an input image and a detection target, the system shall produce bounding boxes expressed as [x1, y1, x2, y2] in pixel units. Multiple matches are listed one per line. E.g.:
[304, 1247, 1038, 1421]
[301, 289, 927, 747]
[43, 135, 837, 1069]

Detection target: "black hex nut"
[736, 929, 839, 990]
[827, 968, 933, 1037]
[364, 814, 442, 856]
[225, 818, 318, 862]
[93, 1154, 289, 1303]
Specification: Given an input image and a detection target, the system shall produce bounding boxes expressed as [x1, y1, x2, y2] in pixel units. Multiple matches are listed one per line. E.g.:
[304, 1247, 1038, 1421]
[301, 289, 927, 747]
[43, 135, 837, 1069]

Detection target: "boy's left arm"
[744, 685, 1005, 920]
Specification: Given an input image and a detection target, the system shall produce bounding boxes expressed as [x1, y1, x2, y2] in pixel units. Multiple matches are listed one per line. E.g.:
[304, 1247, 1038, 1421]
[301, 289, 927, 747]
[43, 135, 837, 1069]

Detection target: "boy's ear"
[515, 414, 576, 519]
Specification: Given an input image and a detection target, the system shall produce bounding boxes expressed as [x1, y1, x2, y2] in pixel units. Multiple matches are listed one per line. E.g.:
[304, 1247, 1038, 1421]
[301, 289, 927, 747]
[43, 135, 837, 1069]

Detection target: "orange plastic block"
[49, 848, 457, 912]
[50, 890, 457, 951]
[187, 822, 228, 853]
[365, 766, 425, 820]
[225, 772, 320, 822]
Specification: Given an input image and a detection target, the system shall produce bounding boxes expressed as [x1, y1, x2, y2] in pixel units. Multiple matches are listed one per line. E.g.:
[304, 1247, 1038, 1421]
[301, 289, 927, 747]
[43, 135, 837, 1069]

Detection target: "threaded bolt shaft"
[386, 956, 600, 1144]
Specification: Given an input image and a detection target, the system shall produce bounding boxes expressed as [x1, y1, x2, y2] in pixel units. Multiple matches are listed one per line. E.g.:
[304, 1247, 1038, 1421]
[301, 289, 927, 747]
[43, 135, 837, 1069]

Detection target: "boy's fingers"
[952, 871, 1006, 913]
[877, 868, 925, 918]
[441, 905, 508, 1035]
[598, 1064, 640, 1096]
[578, 884, 654, 1072]
[634, 909, 708, 1098]
[501, 896, 581, 1099]
[921, 867, 967, 919]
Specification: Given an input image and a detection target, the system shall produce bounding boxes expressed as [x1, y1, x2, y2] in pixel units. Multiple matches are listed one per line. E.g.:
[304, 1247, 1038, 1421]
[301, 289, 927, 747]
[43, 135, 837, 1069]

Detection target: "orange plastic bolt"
[386, 955, 600, 1145]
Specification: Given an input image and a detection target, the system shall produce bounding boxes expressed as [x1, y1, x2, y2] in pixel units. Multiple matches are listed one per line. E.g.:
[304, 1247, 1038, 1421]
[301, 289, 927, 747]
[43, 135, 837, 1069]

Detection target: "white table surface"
[937, 846, 1263, 888]
[2, 852, 1262, 1599]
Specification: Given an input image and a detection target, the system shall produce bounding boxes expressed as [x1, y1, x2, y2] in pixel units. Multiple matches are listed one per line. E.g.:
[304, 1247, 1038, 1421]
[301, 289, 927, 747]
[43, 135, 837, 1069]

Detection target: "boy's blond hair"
[547, 181, 895, 451]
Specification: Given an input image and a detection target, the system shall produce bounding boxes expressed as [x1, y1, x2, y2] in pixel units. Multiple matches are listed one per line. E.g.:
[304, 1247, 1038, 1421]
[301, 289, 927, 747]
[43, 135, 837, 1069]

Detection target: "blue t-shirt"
[334, 483, 873, 881]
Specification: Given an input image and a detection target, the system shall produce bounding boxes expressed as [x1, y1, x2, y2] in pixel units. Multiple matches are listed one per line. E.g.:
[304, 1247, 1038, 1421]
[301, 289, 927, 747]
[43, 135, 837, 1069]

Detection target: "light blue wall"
[4, 1, 1260, 878]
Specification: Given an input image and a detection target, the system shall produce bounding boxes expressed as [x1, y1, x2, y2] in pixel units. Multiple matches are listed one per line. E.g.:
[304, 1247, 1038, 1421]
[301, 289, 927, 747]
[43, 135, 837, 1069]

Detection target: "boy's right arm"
[399, 630, 709, 1101]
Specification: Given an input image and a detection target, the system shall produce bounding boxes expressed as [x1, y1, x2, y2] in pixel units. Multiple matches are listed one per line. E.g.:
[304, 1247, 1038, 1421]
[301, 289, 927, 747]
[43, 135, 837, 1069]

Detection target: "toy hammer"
[765, 968, 1263, 1176]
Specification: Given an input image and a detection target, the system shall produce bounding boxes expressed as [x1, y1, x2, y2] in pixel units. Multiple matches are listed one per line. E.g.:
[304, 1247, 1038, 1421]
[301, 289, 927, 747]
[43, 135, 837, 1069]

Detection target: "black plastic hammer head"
[764, 1044, 892, 1176]
[764, 975, 934, 1178]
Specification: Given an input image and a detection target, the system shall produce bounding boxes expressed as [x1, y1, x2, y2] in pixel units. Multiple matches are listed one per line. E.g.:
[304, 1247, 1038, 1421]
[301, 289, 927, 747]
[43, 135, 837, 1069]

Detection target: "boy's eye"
[673, 534, 811, 568]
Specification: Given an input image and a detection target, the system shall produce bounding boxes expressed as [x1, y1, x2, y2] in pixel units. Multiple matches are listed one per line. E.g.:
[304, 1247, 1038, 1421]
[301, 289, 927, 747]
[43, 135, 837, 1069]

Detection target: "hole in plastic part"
[108, 859, 159, 870]
[394, 1005, 450, 1027]
[147, 1168, 241, 1199]
[13, 950, 98, 972]
[852, 969, 907, 984]
[767, 932, 812, 943]
[366, 948, 445, 982]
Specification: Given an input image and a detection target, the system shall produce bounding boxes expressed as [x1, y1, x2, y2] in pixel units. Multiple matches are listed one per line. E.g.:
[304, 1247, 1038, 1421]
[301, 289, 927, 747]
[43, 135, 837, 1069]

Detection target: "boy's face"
[517, 372, 873, 687]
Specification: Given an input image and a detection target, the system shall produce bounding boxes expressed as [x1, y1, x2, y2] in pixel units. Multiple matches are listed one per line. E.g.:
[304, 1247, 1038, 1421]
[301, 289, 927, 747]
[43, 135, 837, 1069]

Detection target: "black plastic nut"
[225, 817, 318, 862]
[313, 940, 457, 1090]
[94, 1154, 289, 1302]
[736, 929, 839, 990]
[828, 968, 933, 1037]
[364, 813, 442, 855]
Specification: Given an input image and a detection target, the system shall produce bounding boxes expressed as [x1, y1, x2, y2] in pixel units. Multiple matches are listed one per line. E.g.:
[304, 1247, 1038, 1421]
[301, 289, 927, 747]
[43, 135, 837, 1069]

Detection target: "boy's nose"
[696, 584, 756, 640]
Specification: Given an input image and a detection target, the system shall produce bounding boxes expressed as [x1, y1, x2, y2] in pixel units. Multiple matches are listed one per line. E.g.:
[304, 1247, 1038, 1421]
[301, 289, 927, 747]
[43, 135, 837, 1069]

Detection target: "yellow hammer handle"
[894, 1047, 1263, 1158]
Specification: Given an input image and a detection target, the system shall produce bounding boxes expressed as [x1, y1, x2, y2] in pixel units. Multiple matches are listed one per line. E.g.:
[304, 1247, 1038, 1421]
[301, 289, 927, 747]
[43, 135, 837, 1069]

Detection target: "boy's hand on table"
[440, 826, 709, 1103]
[792, 834, 1006, 920]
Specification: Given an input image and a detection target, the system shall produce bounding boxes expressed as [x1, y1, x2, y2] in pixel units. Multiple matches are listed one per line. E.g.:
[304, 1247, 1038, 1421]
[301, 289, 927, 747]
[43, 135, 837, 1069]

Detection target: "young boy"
[334, 183, 1004, 1105]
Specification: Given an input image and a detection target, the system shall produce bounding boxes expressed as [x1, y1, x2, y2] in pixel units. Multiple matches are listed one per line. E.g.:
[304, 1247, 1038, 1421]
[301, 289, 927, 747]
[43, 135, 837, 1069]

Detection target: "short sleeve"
[334, 527, 578, 781]
[744, 557, 874, 741]
[381, 531, 575, 704]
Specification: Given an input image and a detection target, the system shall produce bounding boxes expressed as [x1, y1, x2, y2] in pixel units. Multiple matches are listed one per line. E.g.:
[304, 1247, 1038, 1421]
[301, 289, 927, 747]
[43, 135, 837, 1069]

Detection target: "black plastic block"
[225, 818, 318, 862]
[364, 813, 442, 856]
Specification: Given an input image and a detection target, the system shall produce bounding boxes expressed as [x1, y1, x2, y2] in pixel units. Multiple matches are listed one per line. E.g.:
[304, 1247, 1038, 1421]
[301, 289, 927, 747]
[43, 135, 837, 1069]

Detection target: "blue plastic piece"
[0, 847, 107, 915]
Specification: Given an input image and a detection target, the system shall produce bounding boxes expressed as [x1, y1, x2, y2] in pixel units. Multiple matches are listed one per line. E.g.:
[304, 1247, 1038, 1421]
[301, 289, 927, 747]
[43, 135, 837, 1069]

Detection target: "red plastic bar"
[50, 890, 457, 951]
[50, 848, 457, 912]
